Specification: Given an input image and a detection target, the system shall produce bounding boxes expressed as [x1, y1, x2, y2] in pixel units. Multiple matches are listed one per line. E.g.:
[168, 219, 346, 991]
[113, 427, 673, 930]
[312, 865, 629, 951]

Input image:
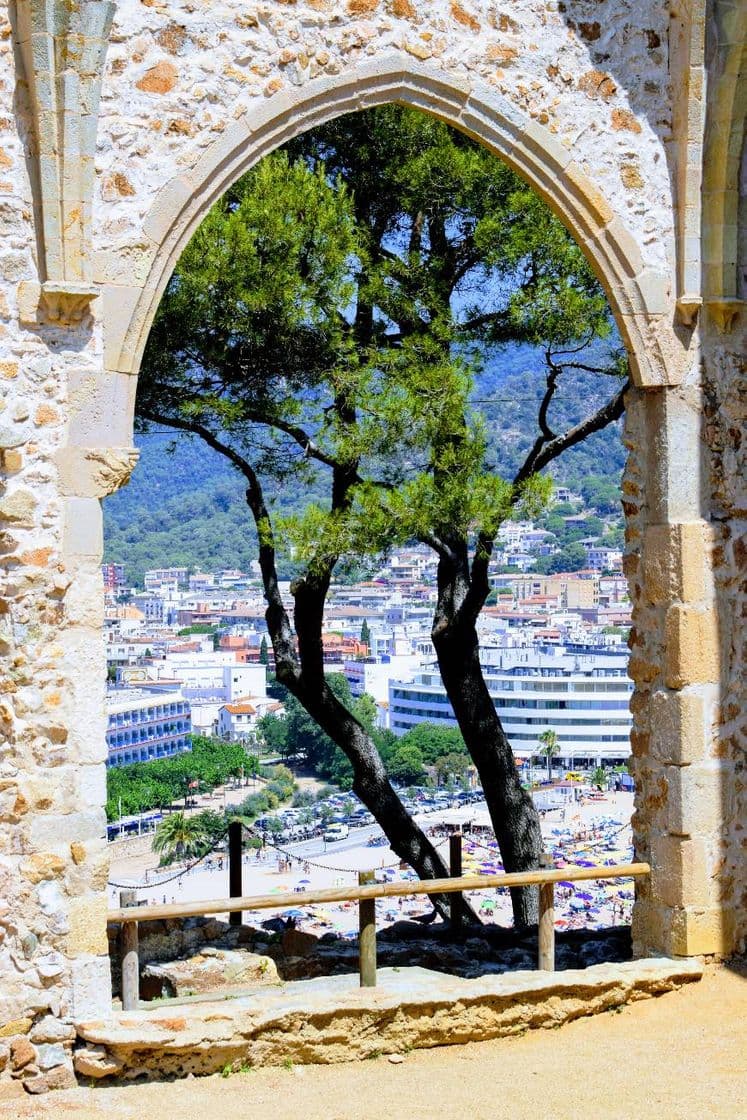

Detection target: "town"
[103, 491, 631, 783]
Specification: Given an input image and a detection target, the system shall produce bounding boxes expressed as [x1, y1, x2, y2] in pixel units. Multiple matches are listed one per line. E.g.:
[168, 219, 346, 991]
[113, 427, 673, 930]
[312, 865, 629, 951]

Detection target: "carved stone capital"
[675, 295, 702, 329]
[706, 299, 744, 334]
[55, 446, 140, 498]
[42, 282, 100, 325]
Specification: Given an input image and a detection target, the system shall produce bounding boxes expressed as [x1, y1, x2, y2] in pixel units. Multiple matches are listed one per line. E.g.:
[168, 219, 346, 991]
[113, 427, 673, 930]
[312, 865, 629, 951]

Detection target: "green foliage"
[533, 541, 588, 574]
[591, 766, 607, 791]
[387, 744, 426, 784]
[537, 730, 560, 780]
[360, 618, 371, 650]
[152, 811, 209, 865]
[259, 635, 269, 665]
[105, 735, 258, 821]
[178, 624, 217, 636]
[395, 722, 468, 766]
[133, 105, 624, 584]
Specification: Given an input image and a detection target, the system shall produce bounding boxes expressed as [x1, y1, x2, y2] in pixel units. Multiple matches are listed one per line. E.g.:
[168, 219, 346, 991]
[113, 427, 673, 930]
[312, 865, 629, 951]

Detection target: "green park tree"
[259, 635, 269, 665]
[152, 811, 209, 866]
[537, 730, 561, 781]
[388, 744, 426, 785]
[137, 107, 627, 924]
[360, 618, 371, 653]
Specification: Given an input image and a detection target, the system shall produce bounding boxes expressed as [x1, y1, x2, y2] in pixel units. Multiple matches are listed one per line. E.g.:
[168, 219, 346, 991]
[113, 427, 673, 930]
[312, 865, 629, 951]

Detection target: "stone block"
[23, 1063, 77, 1093]
[67, 894, 109, 956]
[16, 280, 42, 324]
[61, 497, 103, 560]
[70, 957, 112, 1022]
[142, 176, 192, 246]
[101, 285, 147, 372]
[667, 763, 728, 838]
[643, 522, 710, 606]
[649, 688, 709, 765]
[30, 810, 105, 850]
[35, 1042, 67, 1069]
[664, 605, 720, 689]
[650, 835, 713, 909]
[67, 367, 138, 445]
[667, 906, 737, 957]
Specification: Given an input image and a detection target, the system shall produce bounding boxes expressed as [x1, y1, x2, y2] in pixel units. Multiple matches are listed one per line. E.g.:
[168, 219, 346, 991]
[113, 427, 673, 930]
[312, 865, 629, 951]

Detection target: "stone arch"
[101, 55, 677, 405]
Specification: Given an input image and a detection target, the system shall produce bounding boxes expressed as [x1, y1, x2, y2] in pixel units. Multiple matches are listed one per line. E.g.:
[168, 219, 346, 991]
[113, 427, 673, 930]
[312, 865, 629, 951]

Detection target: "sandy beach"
[108, 791, 636, 935]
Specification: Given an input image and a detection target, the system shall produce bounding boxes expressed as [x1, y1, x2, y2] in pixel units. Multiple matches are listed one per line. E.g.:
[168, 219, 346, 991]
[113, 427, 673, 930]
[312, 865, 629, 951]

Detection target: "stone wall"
[0, 0, 743, 1094]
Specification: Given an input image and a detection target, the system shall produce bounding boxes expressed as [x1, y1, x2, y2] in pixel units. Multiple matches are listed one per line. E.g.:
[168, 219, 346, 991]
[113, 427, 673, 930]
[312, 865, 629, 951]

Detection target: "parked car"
[323, 823, 349, 842]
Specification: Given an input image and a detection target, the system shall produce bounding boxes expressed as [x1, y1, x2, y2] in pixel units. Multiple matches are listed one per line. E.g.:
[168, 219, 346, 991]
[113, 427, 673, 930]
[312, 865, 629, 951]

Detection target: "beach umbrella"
[298, 878, 311, 884]
[283, 908, 306, 919]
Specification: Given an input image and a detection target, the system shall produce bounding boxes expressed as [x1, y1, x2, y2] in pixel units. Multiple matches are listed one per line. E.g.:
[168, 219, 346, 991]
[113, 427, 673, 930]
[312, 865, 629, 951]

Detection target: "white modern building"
[106, 689, 192, 767]
[389, 644, 633, 766]
[344, 653, 423, 704]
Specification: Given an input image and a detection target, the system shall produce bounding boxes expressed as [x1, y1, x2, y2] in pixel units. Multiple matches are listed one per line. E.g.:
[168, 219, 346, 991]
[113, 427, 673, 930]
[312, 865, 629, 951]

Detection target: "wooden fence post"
[228, 820, 243, 927]
[358, 870, 377, 988]
[120, 889, 140, 1011]
[537, 854, 555, 971]
[449, 831, 463, 934]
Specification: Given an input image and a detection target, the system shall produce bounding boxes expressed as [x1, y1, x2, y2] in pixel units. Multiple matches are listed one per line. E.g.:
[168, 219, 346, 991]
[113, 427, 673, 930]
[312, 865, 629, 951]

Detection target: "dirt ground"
[4, 963, 745, 1120]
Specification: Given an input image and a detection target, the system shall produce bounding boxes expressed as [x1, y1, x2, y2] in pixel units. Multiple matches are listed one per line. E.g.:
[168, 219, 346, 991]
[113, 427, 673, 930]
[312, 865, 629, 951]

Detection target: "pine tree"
[360, 619, 370, 652]
[259, 635, 269, 665]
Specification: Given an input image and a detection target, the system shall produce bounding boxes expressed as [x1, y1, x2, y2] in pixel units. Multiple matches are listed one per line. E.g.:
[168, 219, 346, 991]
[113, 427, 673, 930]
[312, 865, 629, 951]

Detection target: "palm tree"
[537, 730, 560, 781]
[591, 765, 607, 791]
[152, 811, 208, 865]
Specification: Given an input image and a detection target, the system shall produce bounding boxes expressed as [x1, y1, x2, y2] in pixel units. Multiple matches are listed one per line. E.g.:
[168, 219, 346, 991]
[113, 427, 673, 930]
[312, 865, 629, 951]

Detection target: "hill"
[103, 345, 626, 584]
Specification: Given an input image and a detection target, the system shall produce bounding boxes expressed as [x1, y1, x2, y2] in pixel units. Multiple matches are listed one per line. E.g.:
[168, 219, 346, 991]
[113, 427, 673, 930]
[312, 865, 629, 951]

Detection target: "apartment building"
[389, 644, 632, 766]
[106, 689, 192, 767]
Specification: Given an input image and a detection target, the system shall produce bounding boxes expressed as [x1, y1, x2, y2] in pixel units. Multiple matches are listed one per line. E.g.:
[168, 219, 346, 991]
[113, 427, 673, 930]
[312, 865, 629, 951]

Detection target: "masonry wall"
[0, 0, 743, 1095]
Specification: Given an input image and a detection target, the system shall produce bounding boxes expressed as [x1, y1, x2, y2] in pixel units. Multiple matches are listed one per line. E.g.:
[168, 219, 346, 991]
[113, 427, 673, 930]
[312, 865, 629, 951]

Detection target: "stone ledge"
[74, 959, 702, 1080]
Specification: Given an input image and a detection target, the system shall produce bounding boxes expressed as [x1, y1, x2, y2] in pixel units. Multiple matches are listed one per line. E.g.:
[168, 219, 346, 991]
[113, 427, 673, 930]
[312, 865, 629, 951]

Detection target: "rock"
[73, 1045, 124, 1079]
[30, 1016, 76, 1044]
[143, 948, 279, 997]
[20, 932, 38, 957]
[388, 1053, 405, 1064]
[35, 1042, 67, 1069]
[0, 1017, 32, 1039]
[23, 1063, 77, 1093]
[281, 928, 318, 958]
[10, 1036, 35, 1070]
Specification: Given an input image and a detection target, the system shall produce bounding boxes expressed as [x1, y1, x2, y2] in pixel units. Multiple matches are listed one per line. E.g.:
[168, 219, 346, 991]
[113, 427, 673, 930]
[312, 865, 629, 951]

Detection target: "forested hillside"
[103, 344, 626, 584]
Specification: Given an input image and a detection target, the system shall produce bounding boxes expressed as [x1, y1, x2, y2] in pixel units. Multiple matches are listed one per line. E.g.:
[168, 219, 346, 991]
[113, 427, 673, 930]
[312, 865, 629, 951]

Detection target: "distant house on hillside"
[217, 696, 284, 741]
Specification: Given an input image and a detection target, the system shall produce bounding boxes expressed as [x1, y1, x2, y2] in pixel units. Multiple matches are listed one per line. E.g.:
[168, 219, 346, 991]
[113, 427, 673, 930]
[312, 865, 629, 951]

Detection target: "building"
[389, 644, 632, 767]
[144, 566, 189, 591]
[106, 689, 192, 767]
[217, 696, 284, 741]
[101, 563, 125, 592]
[584, 545, 624, 571]
[344, 653, 422, 704]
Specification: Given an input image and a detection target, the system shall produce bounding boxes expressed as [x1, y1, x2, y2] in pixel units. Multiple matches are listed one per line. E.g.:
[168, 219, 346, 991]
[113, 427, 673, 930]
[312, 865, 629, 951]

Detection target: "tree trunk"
[283, 671, 470, 920]
[432, 560, 543, 927]
[271, 573, 480, 926]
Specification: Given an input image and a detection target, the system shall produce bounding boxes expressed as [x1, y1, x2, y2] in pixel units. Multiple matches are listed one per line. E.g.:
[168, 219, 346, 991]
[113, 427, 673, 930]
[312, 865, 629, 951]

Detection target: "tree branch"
[139, 406, 300, 681]
[513, 379, 629, 488]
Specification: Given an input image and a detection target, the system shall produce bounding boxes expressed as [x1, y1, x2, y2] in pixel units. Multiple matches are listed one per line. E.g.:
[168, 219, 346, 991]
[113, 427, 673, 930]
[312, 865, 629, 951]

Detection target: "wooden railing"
[108, 859, 650, 1011]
